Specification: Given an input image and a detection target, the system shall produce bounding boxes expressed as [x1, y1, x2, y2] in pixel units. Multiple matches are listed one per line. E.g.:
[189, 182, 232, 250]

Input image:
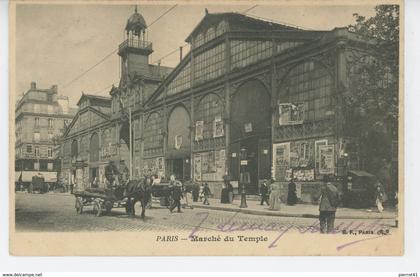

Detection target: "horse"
[124, 177, 152, 219]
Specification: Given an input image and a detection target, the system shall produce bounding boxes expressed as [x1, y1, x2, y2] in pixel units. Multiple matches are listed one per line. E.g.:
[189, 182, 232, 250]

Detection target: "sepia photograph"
[8, 0, 403, 256]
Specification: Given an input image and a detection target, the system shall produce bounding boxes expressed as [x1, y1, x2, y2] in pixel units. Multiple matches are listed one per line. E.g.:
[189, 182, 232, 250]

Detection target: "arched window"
[101, 129, 111, 147]
[195, 93, 224, 140]
[281, 61, 334, 122]
[90, 133, 99, 162]
[144, 112, 163, 151]
[71, 139, 78, 158]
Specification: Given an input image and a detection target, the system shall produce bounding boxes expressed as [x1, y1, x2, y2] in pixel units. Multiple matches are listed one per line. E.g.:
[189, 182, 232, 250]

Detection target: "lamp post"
[239, 148, 248, 208]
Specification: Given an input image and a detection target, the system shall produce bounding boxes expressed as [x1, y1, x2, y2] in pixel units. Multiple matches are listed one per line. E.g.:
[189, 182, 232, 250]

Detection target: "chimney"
[179, 46, 183, 62]
[30, 82, 36, 89]
[51, 85, 58, 93]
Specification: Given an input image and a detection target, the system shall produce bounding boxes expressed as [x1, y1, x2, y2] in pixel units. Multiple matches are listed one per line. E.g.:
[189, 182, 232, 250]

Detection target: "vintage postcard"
[9, 0, 403, 256]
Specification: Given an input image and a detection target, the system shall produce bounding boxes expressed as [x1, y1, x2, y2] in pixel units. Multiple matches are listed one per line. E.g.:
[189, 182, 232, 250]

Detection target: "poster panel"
[319, 145, 335, 174]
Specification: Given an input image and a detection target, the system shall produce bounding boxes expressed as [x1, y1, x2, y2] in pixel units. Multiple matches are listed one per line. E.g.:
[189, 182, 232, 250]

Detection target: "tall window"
[144, 112, 163, 152]
[48, 118, 54, 128]
[195, 33, 204, 48]
[26, 145, 32, 153]
[34, 117, 40, 127]
[33, 132, 40, 141]
[281, 61, 334, 122]
[194, 43, 225, 84]
[231, 40, 273, 71]
[34, 146, 40, 157]
[47, 147, 53, 158]
[167, 62, 191, 96]
[195, 93, 224, 140]
[205, 27, 215, 42]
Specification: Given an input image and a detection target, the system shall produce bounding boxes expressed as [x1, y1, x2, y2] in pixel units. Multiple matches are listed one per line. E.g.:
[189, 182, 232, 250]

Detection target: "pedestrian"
[182, 181, 194, 209]
[269, 179, 282, 211]
[375, 181, 385, 213]
[203, 183, 211, 205]
[260, 179, 270, 206]
[226, 180, 234, 203]
[287, 177, 298, 205]
[319, 175, 340, 234]
[192, 182, 200, 202]
[199, 183, 204, 202]
[169, 178, 183, 213]
[220, 182, 229, 204]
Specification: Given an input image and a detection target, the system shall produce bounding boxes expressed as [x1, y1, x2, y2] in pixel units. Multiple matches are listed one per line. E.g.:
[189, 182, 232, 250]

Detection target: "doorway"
[229, 79, 272, 194]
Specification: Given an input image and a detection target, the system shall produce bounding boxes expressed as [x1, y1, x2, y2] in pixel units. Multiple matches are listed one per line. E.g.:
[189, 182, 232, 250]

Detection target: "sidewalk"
[191, 198, 397, 219]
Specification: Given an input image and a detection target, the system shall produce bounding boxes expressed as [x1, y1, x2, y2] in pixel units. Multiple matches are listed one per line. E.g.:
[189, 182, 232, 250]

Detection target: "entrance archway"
[167, 105, 191, 181]
[230, 79, 271, 194]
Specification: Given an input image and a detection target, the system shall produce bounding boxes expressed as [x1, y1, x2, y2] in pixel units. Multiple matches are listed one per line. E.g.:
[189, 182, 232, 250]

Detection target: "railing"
[119, 38, 152, 52]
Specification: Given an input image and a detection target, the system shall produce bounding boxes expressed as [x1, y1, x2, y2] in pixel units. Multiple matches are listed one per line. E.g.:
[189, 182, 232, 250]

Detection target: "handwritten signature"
[188, 211, 392, 251]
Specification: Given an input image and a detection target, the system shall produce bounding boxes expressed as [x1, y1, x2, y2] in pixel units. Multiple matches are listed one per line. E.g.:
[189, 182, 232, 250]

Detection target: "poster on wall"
[175, 135, 183, 150]
[279, 103, 305, 125]
[195, 121, 203, 141]
[156, 157, 165, 177]
[194, 154, 201, 181]
[318, 145, 335, 174]
[213, 115, 224, 138]
[315, 139, 328, 173]
[272, 143, 290, 181]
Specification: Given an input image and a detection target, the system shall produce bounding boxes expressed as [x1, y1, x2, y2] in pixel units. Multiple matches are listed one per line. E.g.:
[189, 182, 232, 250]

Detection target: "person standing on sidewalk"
[203, 183, 211, 205]
[287, 177, 298, 205]
[375, 181, 385, 213]
[169, 178, 183, 213]
[260, 179, 270, 206]
[269, 179, 282, 211]
[319, 175, 340, 234]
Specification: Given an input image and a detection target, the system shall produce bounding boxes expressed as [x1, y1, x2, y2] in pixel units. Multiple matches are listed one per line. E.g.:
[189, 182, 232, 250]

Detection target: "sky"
[15, 3, 377, 106]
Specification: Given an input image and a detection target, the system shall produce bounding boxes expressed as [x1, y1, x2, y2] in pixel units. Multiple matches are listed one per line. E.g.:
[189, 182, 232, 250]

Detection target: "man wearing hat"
[319, 175, 340, 233]
[260, 179, 270, 206]
[169, 175, 183, 213]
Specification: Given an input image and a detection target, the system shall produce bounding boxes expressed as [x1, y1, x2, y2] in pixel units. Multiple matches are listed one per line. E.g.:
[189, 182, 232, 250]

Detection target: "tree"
[344, 5, 399, 181]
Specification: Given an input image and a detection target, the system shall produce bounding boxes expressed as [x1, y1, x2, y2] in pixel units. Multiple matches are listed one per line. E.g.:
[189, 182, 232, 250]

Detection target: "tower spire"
[135, 5, 138, 13]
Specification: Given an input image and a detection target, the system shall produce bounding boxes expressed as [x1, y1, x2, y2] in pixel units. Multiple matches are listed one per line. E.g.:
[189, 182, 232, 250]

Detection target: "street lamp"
[239, 148, 248, 208]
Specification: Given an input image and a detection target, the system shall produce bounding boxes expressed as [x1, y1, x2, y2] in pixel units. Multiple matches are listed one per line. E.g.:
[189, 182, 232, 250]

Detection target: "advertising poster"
[318, 145, 335, 174]
[195, 120, 203, 141]
[272, 143, 290, 181]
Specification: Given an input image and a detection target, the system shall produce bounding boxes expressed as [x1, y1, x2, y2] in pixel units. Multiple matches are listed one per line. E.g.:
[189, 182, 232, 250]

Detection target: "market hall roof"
[125, 6, 147, 35]
[185, 11, 302, 43]
[76, 93, 111, 107]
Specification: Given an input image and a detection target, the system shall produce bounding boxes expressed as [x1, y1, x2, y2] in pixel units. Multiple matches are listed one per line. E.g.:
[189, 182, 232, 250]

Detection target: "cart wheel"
[105, 201, 113, 214]
[93, 201, 102, 217]
[75, 197, 83, 214]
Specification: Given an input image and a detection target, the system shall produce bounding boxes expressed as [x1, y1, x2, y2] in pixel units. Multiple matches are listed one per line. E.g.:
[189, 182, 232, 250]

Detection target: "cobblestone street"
[15, 193, 397, 234]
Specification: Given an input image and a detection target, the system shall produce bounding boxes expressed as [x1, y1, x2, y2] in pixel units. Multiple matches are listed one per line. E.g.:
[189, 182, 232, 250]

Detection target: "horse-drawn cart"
[74, 187, 128, 217]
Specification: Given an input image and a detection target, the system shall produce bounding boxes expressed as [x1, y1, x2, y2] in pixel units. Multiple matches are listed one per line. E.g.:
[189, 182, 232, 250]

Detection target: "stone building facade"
[15, 82, 76, 184]
[61, 9, 382, 201]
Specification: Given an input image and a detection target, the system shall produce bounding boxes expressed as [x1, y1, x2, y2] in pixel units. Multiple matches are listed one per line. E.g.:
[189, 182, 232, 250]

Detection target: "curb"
[191, 204, 397, 220]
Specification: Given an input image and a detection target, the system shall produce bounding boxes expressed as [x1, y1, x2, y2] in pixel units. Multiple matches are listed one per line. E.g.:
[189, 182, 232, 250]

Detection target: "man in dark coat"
[203, 183, 211, 205]
[169, 181, 183, 213]
[287, 178, 298, 205]
[319, 175, 340, 233]
[260, 180, 270, 206]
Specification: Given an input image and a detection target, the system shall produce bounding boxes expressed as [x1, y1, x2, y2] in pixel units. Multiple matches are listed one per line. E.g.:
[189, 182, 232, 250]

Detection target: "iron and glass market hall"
[61, 8, 391, 201]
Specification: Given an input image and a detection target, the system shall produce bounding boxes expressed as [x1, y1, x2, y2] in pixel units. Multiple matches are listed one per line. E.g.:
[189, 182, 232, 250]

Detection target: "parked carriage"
[74, 187, 129, 217]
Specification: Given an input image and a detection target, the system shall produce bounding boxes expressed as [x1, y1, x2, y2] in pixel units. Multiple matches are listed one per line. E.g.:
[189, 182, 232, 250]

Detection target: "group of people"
[165, 175, 212, 213]
[257, 178, 299, 210]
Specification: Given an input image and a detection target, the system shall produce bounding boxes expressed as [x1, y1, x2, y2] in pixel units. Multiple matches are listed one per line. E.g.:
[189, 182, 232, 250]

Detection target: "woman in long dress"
[269, 181, 282, 211]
